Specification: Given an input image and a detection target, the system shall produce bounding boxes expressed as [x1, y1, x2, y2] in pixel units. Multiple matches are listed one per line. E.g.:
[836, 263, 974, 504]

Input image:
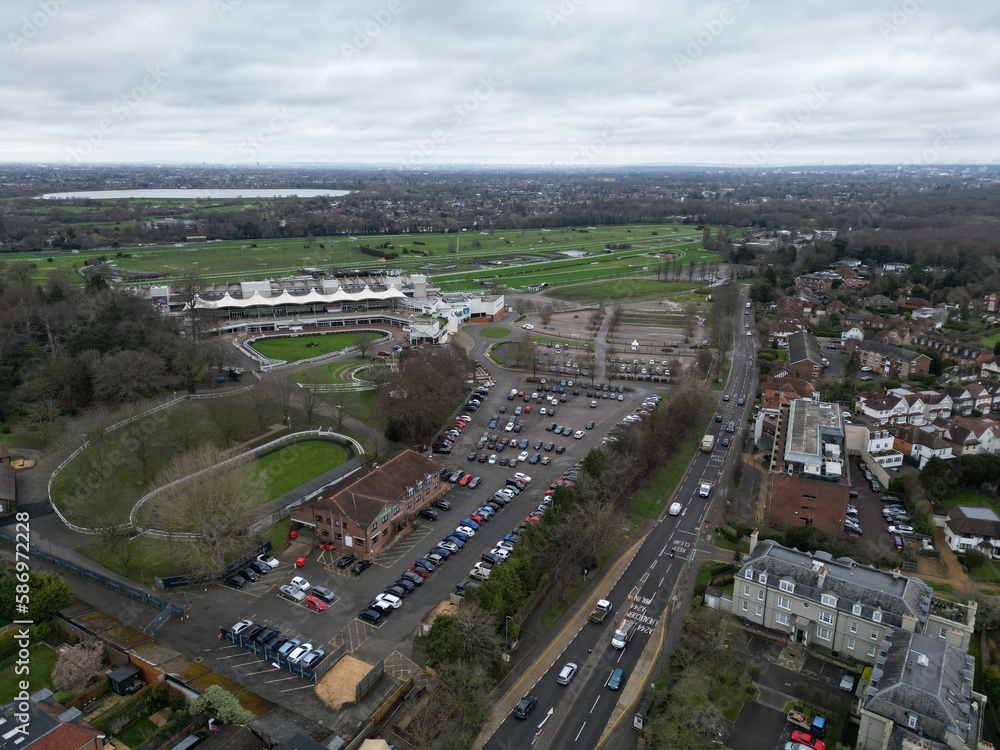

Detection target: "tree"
[191, 685, 255, 725]
[27, 572, 72, 623]
[587, 305, 605, 337]
[355, 331, 373, 358]
[248, 378, 276, 430]
[206, 394, 250, 448]
[332, 403, 348, 433]
[297, 380, 319, 426]
[148, 445, 266, 578]
[538, 304, 554, 326]
[52, 641, 105, 692]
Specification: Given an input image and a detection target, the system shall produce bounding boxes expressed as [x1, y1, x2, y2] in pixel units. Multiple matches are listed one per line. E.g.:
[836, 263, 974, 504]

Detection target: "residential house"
[754, 376, 816, 447]
[832, 258, 863, 269]
[728, 539, 976, 666]
[984, 292, 1000, 314]
[936, 416, 1000, 456]
[862, 427, 904, 470]
[857, 629, 984, 750]
[979, 355, 1000, 382]
[856, 388, 952, 427]
[894, 424, 955, 468]
[899, 296, 933, 310]
[874, 327, 910, 347]
[841, 326, 865, 344]
[0, 689, 105, 750]
[909, 333, 987, 367]
[289, 450, 449, 557]
[865, 294, 894, 309]
[767, 318, 805, 348]
[910, 306, 949, 328]
[881, 262, 910, 273]
[945, 382, 997, 416]
[849, 340, 931, 379]
[795, 272, 840, 294]
[841, 277, 869, 294]
[943, 506, 1000, 558]
[785, 331, 826, 382]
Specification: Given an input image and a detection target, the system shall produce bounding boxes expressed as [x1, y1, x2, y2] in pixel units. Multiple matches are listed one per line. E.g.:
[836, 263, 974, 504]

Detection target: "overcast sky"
[3, 0, 999, 167]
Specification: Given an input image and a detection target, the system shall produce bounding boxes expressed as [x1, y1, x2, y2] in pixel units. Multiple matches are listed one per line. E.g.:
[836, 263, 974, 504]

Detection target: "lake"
[35, 188, 350, 200]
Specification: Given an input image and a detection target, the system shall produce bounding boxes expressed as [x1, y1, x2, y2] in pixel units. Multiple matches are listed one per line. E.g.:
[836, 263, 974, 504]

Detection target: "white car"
[231, 619, 253, 635]
[518, 450, 529, 462]
[470, 562, 493, 580]
[288, 642, 314, 664]
[488, 454, 497, 465]
[374, 592, 402, 610]
[496, 540, 515, 551]
[888, 524, 914, 534]
[522, 323, 534, 330]
[698, 482, 712, 498]
[574, 430, 585, 439]
[290, 576, 311, 592]
[490, 547, 511, 560]
[257, 553, 279, 568]
[514, 472, 532, 484]
[456, 525, 477, 537]
[438, 540, 459, 553]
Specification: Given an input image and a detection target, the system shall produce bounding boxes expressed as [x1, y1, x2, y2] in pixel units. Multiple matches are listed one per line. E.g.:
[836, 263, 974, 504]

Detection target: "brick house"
[784, 331, 825, 382]
[848, 340, 931, 379]
[289, 450, 448, 558]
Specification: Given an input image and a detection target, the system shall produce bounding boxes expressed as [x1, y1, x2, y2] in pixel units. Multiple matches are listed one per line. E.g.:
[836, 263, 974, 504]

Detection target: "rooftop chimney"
[817, 566, 827, 588]
[748, 529, 759, 555]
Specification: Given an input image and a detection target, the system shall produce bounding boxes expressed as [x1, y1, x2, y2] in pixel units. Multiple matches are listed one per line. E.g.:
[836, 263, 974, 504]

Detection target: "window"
[416, 480, 424, 490]
[850, 621, 858, 634]
[939, 627, 948, 639]
[777, 596, 792, 610]
[756, 604, 763, 617]
[314, 514, 323, 523]
[870, 629, 879, 641]
[821, 593, 837, 607]
[775, 612, 789, 626]
[743, 584, 751, 597]
[334, 532, 342, 540]
[758, 589, 765, 601]
[873, 610, 882, 623]
[354, 537, 366, 547]
[370, 522, 377, 532]
[847, 637, 856, 650]
[817, 627, 832, 641]
[758, 573, 768, 585]
[819, 611, 834, 625]
[745, 568, 754, 580]
[320, 528, 329, 536]
[406, 487, 414, 498]
[867, 644, 877, 657]
[779, 579, 795, 593]
[371, 533, 379, 544]
[335, 520, 340, 527]
[907, 715, 917, 729]
[381, 513, 389, 524]
[742, 601, 749, 612]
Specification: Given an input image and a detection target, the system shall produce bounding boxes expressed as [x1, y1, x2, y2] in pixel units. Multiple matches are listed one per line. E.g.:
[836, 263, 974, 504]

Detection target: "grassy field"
[550, 278, 708, 304]
[15, 221, 703, 285]
[250, 331, 381, 362]
[479, 326, 511, 339]
[940, 490, 995, 508]
[0, 645, 58, 703]
[632, 413, 710, 518]
[255, 439, 349, 500]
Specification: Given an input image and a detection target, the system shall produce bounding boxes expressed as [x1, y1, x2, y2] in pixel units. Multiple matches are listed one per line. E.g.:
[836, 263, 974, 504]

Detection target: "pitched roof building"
[289, 450, 449, 557]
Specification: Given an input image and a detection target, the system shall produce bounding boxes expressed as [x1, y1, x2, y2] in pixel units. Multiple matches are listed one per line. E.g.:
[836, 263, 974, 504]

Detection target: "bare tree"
[273, 374, 295, 425]
[332, 403, 348, 432]
[587, 305, 605, 336]
[249, 377, 276, 430]
[297, 378, 319, 426]
[168, 400, 201, 453]
[538, 303, 554, 326]
[355, 330, 373, 358]
[206, 394, 250, 448]
[149, 445, 266, 577]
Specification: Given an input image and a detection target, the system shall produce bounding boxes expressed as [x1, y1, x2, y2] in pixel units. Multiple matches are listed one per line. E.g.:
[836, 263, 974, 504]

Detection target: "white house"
[841, 326, 865, 343]
[944, 506, 1000, 558]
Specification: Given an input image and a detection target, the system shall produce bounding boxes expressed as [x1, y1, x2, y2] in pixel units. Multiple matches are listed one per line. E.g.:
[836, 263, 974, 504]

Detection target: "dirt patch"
[315, 655, 373, 710]
[10, 458, 35, 469]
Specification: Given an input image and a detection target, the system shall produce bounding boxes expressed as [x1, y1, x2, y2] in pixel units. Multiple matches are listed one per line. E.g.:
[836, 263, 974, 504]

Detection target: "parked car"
[337, 554, 357, 569]
[225, 575, 247, 589]
[231, 619, 253, 635]
[290, 576, 311, 592]
[301, 649, 326, 668]
[288, 642, 314, 664]
[418, 509, 439, 521]
[304, 595, 328, 612]
[357, 609, 383, 625]
[351, 559, 373, 575]
[311, 585, 335, 603]
[257, 553, 279, 568]
[432, 499, 452, 511]
[839, 670, 857, 692]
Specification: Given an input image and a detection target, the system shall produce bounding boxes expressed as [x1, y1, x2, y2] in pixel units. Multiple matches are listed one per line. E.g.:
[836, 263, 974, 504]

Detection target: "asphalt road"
[486, 293, 759, 750]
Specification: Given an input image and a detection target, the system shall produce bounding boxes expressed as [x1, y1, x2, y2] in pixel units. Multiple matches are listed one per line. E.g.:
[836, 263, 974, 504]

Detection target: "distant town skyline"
[4, 0, 998, 167]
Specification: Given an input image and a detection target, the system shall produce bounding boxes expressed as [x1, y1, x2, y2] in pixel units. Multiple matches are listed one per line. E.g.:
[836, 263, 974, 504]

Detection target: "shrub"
[964, 550, 987, 570]
[52, 641, 106, 692]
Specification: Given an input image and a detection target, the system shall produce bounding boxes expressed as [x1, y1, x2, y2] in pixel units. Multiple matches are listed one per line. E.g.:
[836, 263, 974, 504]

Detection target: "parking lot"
[200, 369, 660, 715]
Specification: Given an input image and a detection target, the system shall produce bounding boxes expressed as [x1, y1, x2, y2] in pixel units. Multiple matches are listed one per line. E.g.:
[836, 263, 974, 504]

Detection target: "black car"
[432, 499, 452, 511]
[224, 575, 247, 589]
[385, 584, 408, 599]
[351, 559, 373, 576]
[721, 436, 731, 447]
[394, 577, 416, 593]
[586, 421, 595, 429]
[512, 694, 538, 719]
[418, 509, 439, 521]
[239, 567, 259, 583]
[400, 570, 424, 586]
[555, 445, 566, 454]
[468, 451, 477, 462]
[544, 441, 555, 451]
[247, 560, 271, 576]
[242, 623, 266, 640]
[358, 609, 383, 625]
[311, 585, 336, 603]
[254, 626, 279, 644]
[337, 554, 357, 569]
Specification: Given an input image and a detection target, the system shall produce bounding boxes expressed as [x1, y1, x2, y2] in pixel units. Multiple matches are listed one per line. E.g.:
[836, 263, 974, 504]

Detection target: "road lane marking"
[590, 695, 601, 713]
[575, 721, 587, 742]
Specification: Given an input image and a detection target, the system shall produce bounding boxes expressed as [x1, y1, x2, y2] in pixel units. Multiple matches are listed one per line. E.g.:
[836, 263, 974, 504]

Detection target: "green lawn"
[550, 278, 706, 304]
[83, 536, 184, 586]
[939, 490, 995, 508]
[255, 439, 349, 500]
[632, 422, 710, 518]
[479, 326, 511, 339]
[116, 716, 159, 748]
[250, 331, 381, 362]
[0, 644, 58, 702]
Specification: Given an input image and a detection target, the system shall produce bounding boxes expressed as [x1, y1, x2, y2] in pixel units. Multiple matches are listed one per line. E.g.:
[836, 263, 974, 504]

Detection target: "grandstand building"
[148, 271, 505, 344]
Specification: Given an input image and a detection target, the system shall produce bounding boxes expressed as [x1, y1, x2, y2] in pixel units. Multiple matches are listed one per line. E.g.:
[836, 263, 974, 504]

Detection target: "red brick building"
[289, 450, 448, 558]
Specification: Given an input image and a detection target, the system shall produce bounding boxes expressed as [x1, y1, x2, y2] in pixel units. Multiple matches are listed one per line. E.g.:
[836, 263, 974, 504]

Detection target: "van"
[611, 618, 636, 649]
[893, 535, 904, 553]
[669, 502, 682, 516]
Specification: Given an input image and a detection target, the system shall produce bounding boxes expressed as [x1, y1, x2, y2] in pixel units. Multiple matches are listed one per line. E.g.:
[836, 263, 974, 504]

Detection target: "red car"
[470, 514, 487, 526]
[304, 596, 327, 612]
[790, 731, 826, 750]
[524, 406, 531, 413]
[407, 564, 430, 578]
[458, 473, 473, 487]
[524, 515, 541, 525]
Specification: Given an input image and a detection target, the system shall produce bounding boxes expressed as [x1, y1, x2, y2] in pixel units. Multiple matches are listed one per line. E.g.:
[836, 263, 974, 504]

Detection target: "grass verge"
[0, 644, 58, 702]
[632, 427, 705, 518]
[255, 439, 348, 500]
[249, 331, 381, 362]
[479, 326, 511, 339]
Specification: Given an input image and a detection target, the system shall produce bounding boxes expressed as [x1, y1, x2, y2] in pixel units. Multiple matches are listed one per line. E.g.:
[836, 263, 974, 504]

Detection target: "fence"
[253, 329, 394, 372]
[355, 658, 385, 703]
[0, 529, 185, 615]
[155, 542, 270, 589]
[219, 627, 345, 682]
